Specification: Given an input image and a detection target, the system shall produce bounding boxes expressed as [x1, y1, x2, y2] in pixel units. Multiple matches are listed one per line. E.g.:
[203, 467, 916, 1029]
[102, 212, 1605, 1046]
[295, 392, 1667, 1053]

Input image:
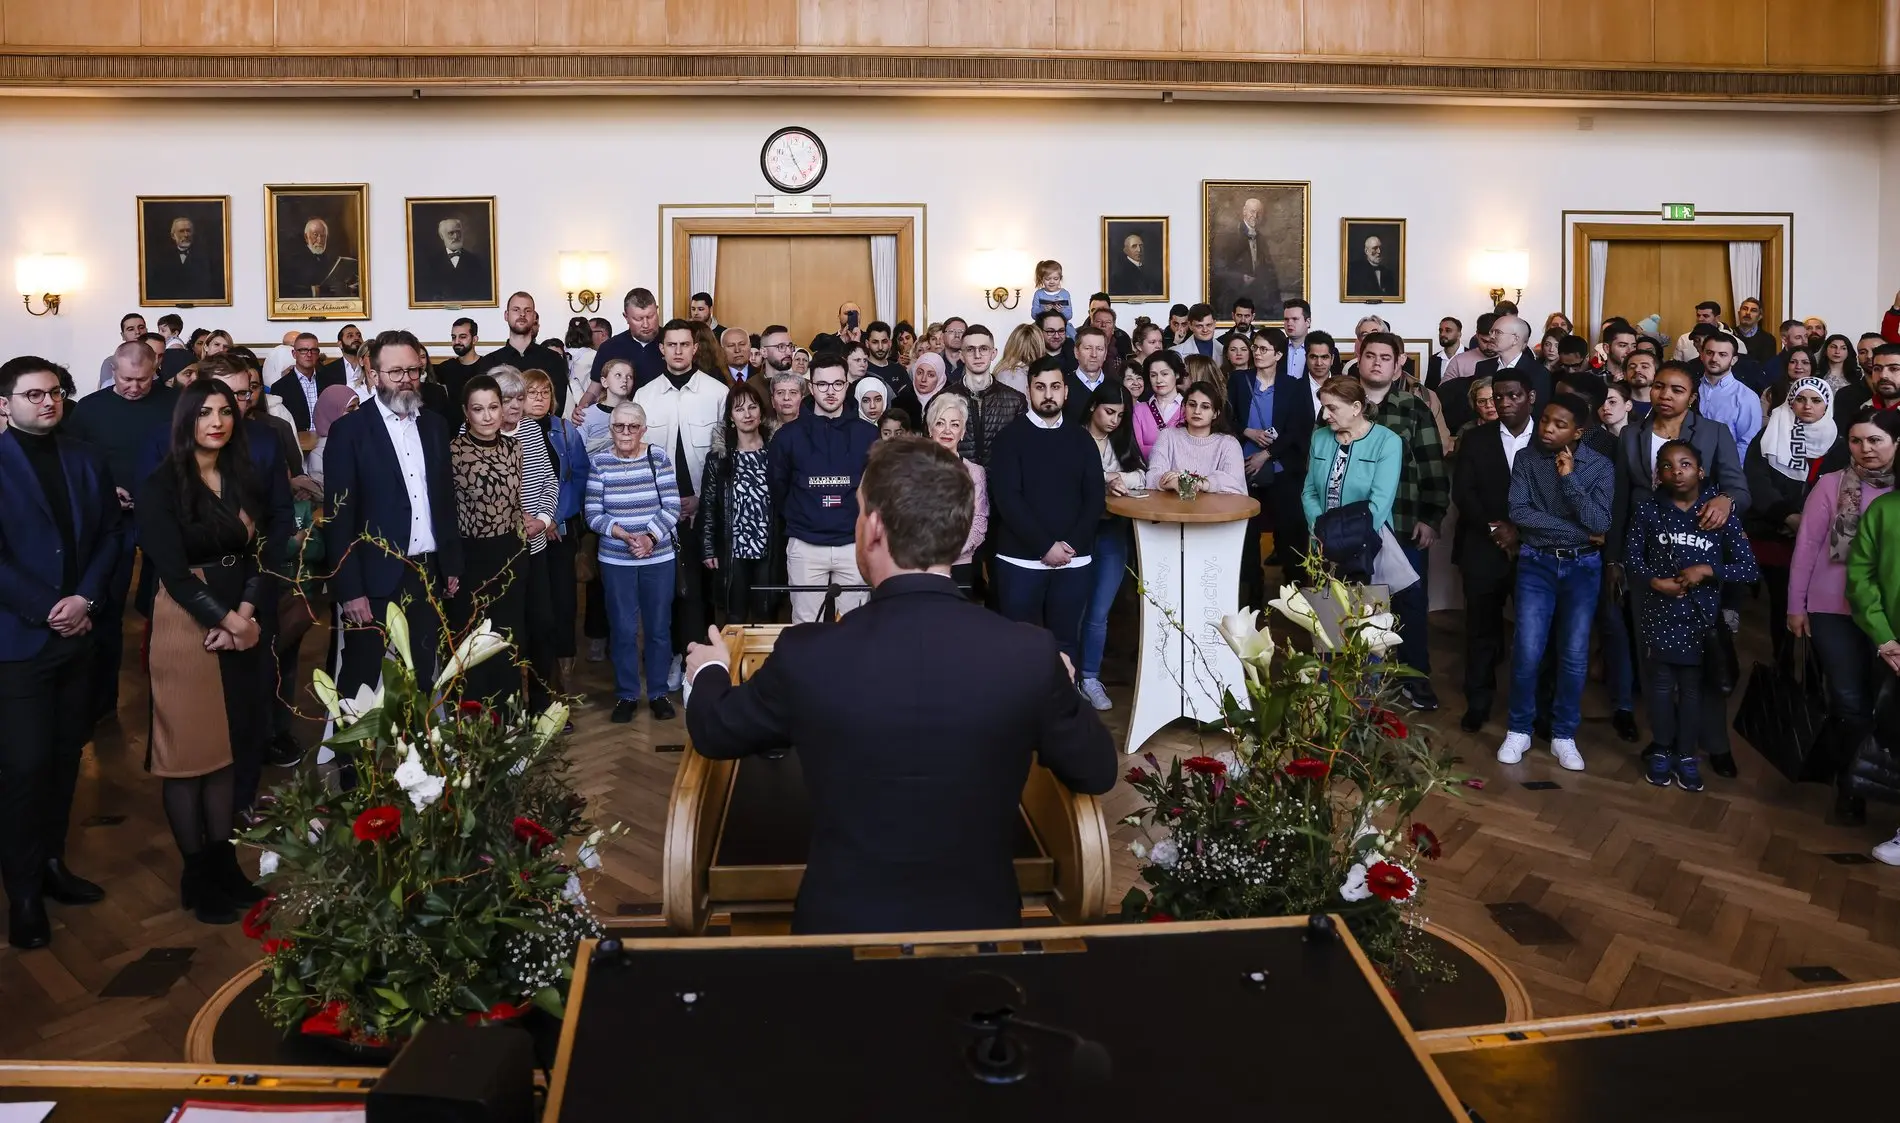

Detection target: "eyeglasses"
[230, 388, 255, 400]
[1042, 327, 1065, 336]
[610, 423, 645, 433]
[293, 346, 320, 354]
[763, 342, 794, 352]
[812, 380, 848, 392]
[378, 367, 425, 381]
[9, 387, 66, 405]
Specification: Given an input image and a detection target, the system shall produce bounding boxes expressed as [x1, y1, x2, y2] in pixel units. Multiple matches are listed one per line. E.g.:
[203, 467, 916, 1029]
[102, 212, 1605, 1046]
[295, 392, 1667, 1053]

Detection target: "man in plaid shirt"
[1356, 332, 1450, 710]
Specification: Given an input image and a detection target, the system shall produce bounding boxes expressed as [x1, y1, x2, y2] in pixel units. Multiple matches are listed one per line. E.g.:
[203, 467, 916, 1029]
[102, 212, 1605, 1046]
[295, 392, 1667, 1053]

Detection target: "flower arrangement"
[1174, 470, 1209, 501]
[238, 596, 613, 1046]
[1121, 579, 1460, 985]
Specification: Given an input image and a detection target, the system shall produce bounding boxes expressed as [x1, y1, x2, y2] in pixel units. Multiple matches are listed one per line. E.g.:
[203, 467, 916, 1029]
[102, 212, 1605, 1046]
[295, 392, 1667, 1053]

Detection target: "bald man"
[810, 301, 864, 354]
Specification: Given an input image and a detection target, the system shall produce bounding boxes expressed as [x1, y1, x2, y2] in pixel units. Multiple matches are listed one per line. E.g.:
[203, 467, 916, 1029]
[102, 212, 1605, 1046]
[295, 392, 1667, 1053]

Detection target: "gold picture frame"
[1340, 217, 1406, 304]
[1200, 180, 1310, 327]
[265, 183, 369, 321]
[137, 195, 232, 307]
[406, 196, 499, 309]
[1101, 216, 1169, 303]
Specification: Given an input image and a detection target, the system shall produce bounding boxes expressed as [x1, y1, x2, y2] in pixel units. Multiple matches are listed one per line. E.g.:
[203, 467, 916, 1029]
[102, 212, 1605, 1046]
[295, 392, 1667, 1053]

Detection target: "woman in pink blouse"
[1788, 410, 1899, 824]
[1145, 381, 1246, 495]
[925, 393, 989, 593]
[1131, 351, 1188, 459]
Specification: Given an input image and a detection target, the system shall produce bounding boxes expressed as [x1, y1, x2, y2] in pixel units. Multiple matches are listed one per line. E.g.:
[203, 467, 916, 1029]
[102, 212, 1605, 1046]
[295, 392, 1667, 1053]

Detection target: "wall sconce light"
[558, 251, 611, 314]
[984, 285, 1020, 311]
[972, 249, 1028, 311]
[1473, 250, 1529, 309]
[17, 253, 81, 316]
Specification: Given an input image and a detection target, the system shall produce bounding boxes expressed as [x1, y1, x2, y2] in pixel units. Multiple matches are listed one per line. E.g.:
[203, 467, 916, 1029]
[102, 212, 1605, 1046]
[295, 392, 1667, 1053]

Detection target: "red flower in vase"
[1409, 822, 1442, 860]
[466, 999, 532, 1025]
[458, 700, 484, 716]
[1365, 861, 1418, 902]
[240, 895, 275, 940]
[1283, 757, 1330, 780]
[353, 805, 402, 842]
[301, 1000, 348, 1038]
[1373, 709, 1408, 739]
[1124, 767, 1148, 785]
[513, 817, 555, 853]
[1182, 756, 1228, 776]
[260, 938, 295, 956]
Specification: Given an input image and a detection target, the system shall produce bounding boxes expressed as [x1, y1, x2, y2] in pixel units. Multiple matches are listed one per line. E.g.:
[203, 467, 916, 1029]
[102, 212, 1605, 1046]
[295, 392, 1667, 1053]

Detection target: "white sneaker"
[1496, 732, 1531, 764]
[1079, 678, 1112, 711]
[667, 655, 684, 693]
[1873, 830, 1900, 866]
[587, 639, 606, 663]
[1552, 738, 1586, 771]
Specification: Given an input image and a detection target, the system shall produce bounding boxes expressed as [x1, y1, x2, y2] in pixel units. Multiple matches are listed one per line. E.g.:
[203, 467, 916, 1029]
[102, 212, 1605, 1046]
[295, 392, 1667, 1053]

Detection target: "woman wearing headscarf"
[894, 351, 953, 436]
[1745, 375, 1837, 667]
[852, 374, 891, 427]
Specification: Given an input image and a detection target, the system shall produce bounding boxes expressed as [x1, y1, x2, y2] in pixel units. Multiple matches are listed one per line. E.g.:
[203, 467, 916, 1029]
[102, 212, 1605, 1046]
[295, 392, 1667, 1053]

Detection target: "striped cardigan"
[585, 445, 682, 566]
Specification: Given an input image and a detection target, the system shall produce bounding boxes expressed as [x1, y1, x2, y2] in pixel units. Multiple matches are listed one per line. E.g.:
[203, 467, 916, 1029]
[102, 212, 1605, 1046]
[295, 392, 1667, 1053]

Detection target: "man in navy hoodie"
[768, 352, 878, 623]
[987, 357, 1106, 667]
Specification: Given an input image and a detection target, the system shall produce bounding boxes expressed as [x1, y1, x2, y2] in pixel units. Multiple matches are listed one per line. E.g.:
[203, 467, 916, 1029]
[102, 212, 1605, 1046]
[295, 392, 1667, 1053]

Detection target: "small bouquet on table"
[1173, 470, 1208, 501]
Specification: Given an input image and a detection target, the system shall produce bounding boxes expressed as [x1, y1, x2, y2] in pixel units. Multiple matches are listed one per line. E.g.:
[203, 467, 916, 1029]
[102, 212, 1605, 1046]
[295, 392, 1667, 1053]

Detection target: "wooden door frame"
[669, 216, 916, 328]
[1567, 217, 1787, 338]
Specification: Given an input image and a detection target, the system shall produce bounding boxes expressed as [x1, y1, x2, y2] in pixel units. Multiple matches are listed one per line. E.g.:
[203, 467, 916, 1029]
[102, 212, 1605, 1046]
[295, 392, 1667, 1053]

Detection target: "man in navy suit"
[322, 330, 463, 722]
[0, 356, 122, 948]
[684, 439, 1116, 935]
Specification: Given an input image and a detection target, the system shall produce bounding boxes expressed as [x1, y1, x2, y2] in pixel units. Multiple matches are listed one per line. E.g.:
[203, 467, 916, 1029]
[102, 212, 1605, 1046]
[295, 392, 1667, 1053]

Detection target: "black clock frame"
[760, 126, 827, 195]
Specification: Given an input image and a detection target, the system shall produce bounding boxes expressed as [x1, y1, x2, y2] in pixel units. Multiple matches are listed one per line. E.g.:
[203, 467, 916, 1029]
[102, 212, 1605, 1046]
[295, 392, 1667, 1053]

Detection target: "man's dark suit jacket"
[685, 572, 1117, 935]
[1451, 419, 1519, 576]
[1212, 225, 1284, 319]
[1108, 256, 1161, 298]
[1345, 257, 1399, 298]
[150, 247, 221, 303]
[1225, 368, 1314, 478]
[322, 403, 463, 604]
[416, 248, 491, 305]
[0, 429, 123, 661]
[270, 367, 346, 432]
[1448, 352, 1550, 435]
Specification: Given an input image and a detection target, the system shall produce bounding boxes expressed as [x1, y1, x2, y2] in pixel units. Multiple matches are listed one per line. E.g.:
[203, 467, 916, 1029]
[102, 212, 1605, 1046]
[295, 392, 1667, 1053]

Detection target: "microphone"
[954, 970, 1112, 1086]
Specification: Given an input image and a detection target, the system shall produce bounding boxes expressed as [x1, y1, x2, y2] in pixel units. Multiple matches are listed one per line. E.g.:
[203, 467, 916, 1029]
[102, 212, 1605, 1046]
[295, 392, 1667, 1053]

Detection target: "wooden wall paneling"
[1302, 0, 1424, 59]
[1658, 241, 1731, 342]
[533, 0, 667, 46]
[1599, 241, 1662, 340]
[274, 0, 403, 47]
[1178, 0, 1303, 54]
[1766, 0, 1881, 67]
[928, 0, 1056, 49]
[139, 0, 272, 47]
[1420, 0, 1538, 60]
[714, 238, 796, 347]
[1653, 0, 1767, 66]
[789, 236, 876, 349]
[665, 0, 797, 46]
[2, 0, 139, 46]
[1537, 0, 1653, 63]
[1056, 0, 1180, 53]
[797, 0, 929, 47]
[406, 0, 536, 47]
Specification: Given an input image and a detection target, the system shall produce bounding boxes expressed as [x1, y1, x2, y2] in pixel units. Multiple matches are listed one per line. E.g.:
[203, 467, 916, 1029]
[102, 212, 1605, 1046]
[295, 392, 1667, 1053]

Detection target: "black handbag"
[1731, 649, 1830, 784]
[1845, 679, 1900, 804]
[645, 448, 690, 599]
[1313, 500, 1380, 581]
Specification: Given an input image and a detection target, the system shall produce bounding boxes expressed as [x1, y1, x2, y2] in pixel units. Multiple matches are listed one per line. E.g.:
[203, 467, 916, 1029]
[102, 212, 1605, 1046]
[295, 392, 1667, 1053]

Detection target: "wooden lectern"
[660, 625, 1112, 934]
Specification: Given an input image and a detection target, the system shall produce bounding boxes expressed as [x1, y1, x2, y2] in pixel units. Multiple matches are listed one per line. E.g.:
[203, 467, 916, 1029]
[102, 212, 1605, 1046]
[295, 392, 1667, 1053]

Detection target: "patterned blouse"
[451, 432, 524, 540]
[728, 447, 771, 560]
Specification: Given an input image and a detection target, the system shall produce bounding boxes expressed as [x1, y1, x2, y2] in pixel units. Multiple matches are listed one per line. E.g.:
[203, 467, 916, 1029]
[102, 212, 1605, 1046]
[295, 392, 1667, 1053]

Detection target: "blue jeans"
[1392, 540, 1432, 675]
[1080, 523, 1130, 680]
[1508, 550, 1602, 739]
[601, 561, 674, 701]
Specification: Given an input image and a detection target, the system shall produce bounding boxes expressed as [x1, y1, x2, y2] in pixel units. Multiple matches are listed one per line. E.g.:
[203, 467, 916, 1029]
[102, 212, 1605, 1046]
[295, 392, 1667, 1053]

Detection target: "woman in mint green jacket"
[1302, 376, 1401, 532]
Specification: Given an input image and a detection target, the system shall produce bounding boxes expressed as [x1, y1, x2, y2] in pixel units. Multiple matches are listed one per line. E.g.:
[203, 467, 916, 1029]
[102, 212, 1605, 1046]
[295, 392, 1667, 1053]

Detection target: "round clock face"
[762, 127, 827, 194]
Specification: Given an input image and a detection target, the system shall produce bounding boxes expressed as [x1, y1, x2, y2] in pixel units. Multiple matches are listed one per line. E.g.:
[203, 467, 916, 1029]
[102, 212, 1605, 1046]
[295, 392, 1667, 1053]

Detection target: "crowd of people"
[5, 268, 1900, 951]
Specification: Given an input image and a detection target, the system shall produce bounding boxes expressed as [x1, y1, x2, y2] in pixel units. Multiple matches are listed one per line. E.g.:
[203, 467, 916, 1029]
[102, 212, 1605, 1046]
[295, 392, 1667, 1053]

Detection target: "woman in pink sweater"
[1130, 351, 1188, 460]
[1788, 411, 1898, 824]
[1146, 381, 1246, 495]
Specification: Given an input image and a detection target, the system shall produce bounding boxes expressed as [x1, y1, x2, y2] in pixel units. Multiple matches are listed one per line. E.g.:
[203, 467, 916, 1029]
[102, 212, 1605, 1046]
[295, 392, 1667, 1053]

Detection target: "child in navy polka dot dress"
[1625, 439, 1759, 792]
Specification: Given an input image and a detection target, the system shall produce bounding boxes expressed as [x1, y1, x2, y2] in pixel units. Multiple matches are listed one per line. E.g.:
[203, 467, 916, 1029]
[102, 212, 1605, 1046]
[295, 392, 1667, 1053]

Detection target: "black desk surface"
[1438, 1001, 1900, 1121]
[550, 919, 1462, 1121]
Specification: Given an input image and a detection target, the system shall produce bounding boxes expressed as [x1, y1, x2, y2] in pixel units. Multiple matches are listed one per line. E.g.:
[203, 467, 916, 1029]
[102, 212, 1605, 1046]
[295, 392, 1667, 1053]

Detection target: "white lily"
[1217, 609, 1275, 685]
[1213, 750, 1249, 782]
[578, 843, 602, 870]
[1268, 584, 1332, 651]
[1149, 839, 1180, 869]
[432, 619, 511, 694]
[393, 745, 446, 811]
[257, 851, 280, 878]
[310, 669, 341, 719]
[1341, 862, 1372, 902]
[1128, 839, 1149, 860]
[533, 701, 570, 750]
[337, 681, 383, 726]
[384, 602, 414, 672]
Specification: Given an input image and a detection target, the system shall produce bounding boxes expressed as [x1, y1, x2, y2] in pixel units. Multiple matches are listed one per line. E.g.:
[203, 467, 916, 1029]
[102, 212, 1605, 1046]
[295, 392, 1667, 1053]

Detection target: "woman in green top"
[1303, 375, 1401, 533]
[1848, 487, 1900, 864]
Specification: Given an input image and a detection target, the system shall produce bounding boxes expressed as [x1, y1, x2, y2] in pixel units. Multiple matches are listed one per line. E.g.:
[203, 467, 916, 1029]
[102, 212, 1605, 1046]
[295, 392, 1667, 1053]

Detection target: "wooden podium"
[661, 625, 1112, 934]
[1106, 492, 1259, 755]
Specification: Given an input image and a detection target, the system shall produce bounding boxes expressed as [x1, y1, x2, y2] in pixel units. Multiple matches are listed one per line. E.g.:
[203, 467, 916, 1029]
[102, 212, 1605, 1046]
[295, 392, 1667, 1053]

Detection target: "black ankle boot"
[7, 894, 50, 949]
[209, 841, 266, 905]
[181, 853, 239, 925]
[1834, 786, 1868, 827]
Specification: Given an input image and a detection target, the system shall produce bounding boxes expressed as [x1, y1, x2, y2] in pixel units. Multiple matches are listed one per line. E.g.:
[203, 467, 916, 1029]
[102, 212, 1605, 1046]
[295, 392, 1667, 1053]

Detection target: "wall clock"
[761, 126, 827, 194]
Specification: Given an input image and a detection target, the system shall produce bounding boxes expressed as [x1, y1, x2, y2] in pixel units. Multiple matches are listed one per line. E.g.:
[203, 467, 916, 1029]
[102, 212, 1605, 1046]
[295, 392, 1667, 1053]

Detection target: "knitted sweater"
[585, 445, 681, 567]
[987, 416, 1105, 561]
[1144, 429, 1247, 495]
[1625, 487, 1760, 664]
[1789, 470, 1893, 617]
[1848, 491, 1900, 645]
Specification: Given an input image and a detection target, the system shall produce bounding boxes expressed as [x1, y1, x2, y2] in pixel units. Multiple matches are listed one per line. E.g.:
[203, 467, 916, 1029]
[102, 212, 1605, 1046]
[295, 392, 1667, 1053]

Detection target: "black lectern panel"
[1437, 1001, 1900, 1122]
[548, 918, 1461, 1121]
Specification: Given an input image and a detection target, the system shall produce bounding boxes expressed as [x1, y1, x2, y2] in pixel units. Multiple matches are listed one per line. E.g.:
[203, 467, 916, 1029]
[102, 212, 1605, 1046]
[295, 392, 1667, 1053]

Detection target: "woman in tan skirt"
[136, 380, 280, 925]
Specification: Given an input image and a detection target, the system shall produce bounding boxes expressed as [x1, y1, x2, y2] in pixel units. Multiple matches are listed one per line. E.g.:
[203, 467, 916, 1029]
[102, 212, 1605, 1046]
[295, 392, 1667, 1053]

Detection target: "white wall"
[0, 94, 1885, 385]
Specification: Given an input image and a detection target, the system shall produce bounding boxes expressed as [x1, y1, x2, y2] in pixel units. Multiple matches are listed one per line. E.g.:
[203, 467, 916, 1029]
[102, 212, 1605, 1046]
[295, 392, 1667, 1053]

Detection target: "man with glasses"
[636, 320, 730, 688]
[97, 312, 147, 390]
[0, 355, 122, 948]
[65, 341, 177, 723]
[759, 325, 798, 379]
[768, 352, 877, 623]
[323, 330, 464, 760]
[1037, 309, 1078, 375]
[269, 332, 342, 432]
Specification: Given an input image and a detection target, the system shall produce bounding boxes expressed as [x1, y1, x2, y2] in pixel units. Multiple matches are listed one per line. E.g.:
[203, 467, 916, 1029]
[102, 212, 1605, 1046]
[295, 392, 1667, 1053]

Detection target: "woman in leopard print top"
[449, 374, 528, 701]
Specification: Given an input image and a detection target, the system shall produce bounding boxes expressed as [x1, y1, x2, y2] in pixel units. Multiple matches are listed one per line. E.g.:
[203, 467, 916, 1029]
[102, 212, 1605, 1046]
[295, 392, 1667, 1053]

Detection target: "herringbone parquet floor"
[9, 594, 1900, 1061]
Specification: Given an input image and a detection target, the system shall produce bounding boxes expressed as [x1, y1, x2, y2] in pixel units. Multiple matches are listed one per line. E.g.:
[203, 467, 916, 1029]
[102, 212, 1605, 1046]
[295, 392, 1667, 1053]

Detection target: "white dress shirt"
[376, 394, 437, 556]
[1500, 420, 1535, 471]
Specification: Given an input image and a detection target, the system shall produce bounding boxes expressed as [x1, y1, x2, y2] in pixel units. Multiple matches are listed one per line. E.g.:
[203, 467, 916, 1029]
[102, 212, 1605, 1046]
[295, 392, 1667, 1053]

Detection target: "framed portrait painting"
[138, 196, 231, 307]
[1200, 181, 1309, 325]
[265, 183, 369, 320]
[1101, 216, 1168, 303]
[1340, 218, 1406, 304]
[407, 196, 498, 309]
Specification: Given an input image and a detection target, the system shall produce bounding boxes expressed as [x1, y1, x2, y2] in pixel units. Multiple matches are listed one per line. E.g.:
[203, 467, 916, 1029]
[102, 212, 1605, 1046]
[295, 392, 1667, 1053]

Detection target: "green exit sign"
[1661, 203, 1696, 221]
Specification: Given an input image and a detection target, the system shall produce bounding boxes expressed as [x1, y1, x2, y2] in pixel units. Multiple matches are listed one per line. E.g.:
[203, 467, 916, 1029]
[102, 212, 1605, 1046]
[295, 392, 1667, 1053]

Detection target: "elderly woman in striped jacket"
[586, 401, 683, 723]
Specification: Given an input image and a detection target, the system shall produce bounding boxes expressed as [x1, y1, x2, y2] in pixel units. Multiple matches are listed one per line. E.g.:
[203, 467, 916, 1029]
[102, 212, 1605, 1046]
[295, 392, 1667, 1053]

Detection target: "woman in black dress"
[451, 374, 528, 702]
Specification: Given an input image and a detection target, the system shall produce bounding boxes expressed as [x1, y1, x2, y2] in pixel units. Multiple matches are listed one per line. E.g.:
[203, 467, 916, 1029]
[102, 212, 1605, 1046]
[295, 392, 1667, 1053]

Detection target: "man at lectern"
[684, 438, 1117, 935]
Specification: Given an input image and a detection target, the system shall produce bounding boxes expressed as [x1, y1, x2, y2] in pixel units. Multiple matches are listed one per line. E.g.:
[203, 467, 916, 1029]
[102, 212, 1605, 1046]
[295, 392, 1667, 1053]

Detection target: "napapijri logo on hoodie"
[806, 475, 852, 488]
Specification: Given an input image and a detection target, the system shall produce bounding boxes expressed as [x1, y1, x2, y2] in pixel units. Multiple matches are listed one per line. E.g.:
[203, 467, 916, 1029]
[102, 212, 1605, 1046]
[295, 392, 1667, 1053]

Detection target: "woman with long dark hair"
[1819, 333, 1860, 394]
[1077, 381, 1147, 712]
[137, 380, 278, 925]
[699, 378, 780, 625]
[450, 374, 528, 702]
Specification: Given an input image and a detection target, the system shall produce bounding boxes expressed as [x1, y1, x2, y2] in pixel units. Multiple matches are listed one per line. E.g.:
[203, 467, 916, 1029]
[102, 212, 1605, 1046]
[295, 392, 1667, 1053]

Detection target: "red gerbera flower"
[1145, 911, 1175, 923]
[466, 999, 531, 1025]
[512, 816, 555, 853]
[1365, 860, 1418, 902]
[1283, 757, 1330, 780]
[352, 805, 402, 843]
[1373, 709, 1408, 739]
[240, 895, 275, 940]
[1124, 767, 1148, 785]
[1182, 756, 1228, 776]
[301, 1000, 347, 1038]
[260, 938, 294, 956]
[458, 700, 484, 716]
[1409, 822, 1442, 860]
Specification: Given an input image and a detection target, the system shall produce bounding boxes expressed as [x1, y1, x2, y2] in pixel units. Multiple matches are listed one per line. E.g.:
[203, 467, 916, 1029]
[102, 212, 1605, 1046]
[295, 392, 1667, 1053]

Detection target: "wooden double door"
[1601, 240, 1731, 345]
[713, 236, 875, 349]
